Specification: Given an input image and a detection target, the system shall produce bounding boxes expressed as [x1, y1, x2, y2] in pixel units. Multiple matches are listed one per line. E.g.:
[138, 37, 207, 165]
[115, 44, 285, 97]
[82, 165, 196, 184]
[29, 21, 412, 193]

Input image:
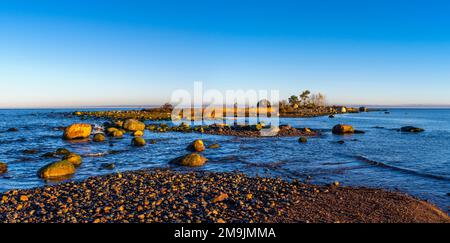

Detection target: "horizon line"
[2, 104, 450, 110]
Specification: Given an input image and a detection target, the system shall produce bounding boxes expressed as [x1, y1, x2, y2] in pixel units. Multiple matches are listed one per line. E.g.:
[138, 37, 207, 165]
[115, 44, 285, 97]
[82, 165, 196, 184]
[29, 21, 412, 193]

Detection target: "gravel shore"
[1, 169, 448, 223]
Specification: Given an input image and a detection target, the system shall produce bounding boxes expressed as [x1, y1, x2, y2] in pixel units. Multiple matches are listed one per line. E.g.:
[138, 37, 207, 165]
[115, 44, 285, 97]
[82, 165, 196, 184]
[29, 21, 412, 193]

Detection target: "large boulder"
[0, 162, 7, 174]
[400, 126, 425, 133]
[332, 124, 355, 134]
[169, 153, 208, 167]
[63, 153, 82, 166]
[38, 161, 76, 179]
[187, 139, 205, 152]
[123, 119, 145, 132]
[63, 124, 92, 140]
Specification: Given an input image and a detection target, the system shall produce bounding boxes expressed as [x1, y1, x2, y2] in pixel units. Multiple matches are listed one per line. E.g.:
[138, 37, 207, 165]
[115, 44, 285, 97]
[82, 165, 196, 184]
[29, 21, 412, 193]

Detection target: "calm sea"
[0, 108, 449, 211]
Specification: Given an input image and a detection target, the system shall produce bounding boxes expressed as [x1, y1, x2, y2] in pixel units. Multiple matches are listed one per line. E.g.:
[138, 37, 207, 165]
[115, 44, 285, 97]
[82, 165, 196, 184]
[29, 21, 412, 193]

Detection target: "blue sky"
[1, 0, 450, 108]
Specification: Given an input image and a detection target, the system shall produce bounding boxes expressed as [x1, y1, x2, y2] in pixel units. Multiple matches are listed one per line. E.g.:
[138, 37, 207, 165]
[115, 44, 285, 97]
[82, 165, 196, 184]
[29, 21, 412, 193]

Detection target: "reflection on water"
[0, 108, 449, 211]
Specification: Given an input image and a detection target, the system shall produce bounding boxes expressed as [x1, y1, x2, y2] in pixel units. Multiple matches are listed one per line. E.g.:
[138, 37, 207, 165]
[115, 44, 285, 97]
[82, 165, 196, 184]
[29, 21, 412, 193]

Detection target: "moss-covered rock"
[123, 119, 145, 132]
[63, 124, 92, 140]
[93, 133, 106, 142]
[38, 160, 76, 179]
[131, 137, 146, 147]
[63, 153, 82, 166]
[332, 124, 355, 135]
[0, 162, 7, 174]
[187, 139, 205, 152]
[169, 153, 208, 167]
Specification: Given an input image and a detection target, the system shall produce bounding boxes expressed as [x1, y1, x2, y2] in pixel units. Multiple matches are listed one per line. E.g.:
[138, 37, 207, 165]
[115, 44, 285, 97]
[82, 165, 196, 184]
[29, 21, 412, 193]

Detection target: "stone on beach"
[123, 119, 145, 132]
[132, 137, 146, 147]
[187, 139, 205, 152]
[63, 124, 92, 140]
[170, 153, 208, 167]
[0, 162, 7, 174]
[332, 124, 355, 134]
[38, 160, 76, 179]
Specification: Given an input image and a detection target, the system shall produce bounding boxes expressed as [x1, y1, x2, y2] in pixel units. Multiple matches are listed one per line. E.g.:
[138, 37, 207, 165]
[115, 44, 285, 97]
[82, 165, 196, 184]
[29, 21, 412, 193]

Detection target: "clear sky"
[1, 0, 450, 108]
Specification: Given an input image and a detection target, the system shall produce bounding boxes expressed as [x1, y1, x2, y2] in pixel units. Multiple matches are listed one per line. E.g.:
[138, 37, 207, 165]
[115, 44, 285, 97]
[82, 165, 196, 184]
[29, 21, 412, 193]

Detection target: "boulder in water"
[169, 153, 208, 167]
[93, 133, 106, 142]
[131, 137, 146, 147]
[63, 153, 82, 166]
[55, 148, 71, 155]
[38, 161, 76, 179]
[208, 143, 220, 149]
[187, 139, 205, 152]
[133, 130, 144, 137]
[400, 126, 425, 133]
[332, 124, 355, 135]
[63, 124, 92, 140]
[101, 163, 116, 170]
[0, 162, 7, 174]
[299, 137, 308, 143]
[123, 119, 145, 132]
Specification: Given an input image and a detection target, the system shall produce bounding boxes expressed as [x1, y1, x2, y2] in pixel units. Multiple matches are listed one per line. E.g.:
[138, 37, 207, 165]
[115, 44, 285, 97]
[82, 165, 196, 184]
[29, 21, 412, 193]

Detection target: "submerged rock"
[55, 148, 71, 155]
[63, 124, 92, 140]
[63, 153, 82, 166]
[7, 128, 18, 132]
[332, 124, 355, 135]
[38, 160, 76, 179]
[298, 137, 308, 143]
[0, 162, 7, 174]
[400, 126, 425, 133]
[169, 153, 208, 167]
[123, 119, 145, 132]
[187, 139, 205, 152]
[101, 163, 116, 170]
[23, 149, 38, 155]
[93, 133, 106, 142]
[208, 143, 220, 149]
[131, 137, 146, 147]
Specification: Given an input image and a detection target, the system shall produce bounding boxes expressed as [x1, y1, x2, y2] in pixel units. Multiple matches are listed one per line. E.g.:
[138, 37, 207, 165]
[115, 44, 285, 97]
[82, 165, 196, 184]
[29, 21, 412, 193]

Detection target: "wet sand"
[1, 169, 448, 223]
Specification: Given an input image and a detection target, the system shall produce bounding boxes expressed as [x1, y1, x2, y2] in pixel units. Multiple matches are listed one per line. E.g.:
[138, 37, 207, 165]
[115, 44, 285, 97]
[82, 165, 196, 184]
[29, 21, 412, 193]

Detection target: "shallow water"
[0, 108, 449, 211]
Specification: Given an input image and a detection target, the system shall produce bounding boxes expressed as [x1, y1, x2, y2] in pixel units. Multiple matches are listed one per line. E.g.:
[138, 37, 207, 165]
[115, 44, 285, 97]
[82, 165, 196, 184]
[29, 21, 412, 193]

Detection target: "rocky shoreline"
[1, 169, 448, 223]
